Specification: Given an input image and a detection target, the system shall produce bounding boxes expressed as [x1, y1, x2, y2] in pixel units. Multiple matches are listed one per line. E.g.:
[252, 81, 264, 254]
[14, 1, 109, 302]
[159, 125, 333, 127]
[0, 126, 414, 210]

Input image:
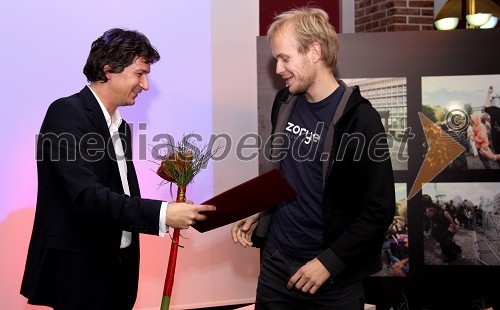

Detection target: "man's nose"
[140, 75, 149, 91]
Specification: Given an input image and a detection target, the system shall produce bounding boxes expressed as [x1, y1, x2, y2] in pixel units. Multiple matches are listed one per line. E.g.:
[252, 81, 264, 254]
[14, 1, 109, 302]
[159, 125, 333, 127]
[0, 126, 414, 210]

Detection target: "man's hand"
[287, 258, 331, 294]
[231, 213, 260, 248]
[165, 202, 216, 229]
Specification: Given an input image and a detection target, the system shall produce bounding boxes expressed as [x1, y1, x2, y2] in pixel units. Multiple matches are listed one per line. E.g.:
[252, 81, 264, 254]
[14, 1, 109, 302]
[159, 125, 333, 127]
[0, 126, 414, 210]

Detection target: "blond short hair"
[267, 7, 339, 73]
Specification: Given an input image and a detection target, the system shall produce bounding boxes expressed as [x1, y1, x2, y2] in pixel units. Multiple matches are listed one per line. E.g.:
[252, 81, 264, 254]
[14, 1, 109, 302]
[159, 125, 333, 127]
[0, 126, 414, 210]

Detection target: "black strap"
[271, 87, 290, 135]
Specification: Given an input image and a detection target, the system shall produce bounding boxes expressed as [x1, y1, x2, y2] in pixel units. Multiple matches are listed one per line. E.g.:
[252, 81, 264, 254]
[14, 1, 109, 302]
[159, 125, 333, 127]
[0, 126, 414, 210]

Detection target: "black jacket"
[253, 80, 396, 284]
[21, 86, 162, 309]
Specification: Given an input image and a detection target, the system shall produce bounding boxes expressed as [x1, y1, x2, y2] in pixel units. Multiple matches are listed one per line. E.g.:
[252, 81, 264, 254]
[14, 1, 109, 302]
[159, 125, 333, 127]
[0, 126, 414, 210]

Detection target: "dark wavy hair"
[83, 28, 161, 82]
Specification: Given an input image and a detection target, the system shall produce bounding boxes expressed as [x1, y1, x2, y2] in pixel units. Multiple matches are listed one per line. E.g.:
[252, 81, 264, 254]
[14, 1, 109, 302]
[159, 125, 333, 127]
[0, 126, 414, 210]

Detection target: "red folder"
[192, 169, 297, 233]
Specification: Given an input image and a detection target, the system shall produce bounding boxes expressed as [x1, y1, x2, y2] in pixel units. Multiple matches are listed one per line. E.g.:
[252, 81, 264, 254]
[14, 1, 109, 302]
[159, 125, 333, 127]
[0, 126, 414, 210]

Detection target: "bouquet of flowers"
[156, 136, 218, 310]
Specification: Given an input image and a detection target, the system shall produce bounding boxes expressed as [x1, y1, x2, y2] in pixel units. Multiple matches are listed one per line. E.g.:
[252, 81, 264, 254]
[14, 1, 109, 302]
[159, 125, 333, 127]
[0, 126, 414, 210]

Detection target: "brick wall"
[355, 0, 435, 32]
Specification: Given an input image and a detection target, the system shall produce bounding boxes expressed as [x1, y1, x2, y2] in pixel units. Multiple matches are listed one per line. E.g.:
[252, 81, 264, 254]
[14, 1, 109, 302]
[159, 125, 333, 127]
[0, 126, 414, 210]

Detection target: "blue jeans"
[255, 242, 365, 310]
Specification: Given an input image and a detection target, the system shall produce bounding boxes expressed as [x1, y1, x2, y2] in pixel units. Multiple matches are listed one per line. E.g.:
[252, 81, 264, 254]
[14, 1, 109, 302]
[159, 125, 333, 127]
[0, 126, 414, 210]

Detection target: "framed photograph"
[422, 182, 500, 266]
[373, 183, 409, 277]
[421, 74, 500, 170]
[344, 78, 409, 171]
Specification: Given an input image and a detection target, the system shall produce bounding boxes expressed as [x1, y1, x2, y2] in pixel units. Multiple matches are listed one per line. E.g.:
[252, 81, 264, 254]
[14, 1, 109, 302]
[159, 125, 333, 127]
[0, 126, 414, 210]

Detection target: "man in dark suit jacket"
[20, 28, 215, 310]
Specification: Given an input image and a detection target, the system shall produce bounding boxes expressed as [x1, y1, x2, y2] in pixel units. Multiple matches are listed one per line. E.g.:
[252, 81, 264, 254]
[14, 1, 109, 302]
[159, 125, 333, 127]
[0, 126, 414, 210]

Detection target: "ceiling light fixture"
[434, 0, 500, 30]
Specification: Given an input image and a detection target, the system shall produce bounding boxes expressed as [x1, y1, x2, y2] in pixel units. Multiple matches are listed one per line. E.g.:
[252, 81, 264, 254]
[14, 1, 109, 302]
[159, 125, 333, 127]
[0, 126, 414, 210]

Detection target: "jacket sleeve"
[318, 102, 396, 278]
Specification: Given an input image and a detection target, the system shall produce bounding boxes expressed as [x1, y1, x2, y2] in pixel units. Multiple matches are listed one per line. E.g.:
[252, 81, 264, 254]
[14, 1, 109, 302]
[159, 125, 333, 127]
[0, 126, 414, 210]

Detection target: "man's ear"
[309, 42, 321, 63]
[103, 64, 112, 80]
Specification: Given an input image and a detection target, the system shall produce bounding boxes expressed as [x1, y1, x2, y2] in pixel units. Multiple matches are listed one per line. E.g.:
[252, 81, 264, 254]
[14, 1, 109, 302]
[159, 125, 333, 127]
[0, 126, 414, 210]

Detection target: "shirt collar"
[87, 85, 122, 130]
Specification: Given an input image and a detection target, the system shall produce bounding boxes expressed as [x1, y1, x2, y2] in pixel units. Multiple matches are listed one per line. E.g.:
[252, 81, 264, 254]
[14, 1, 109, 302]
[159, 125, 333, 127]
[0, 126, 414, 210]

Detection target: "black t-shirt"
[269, 86, 345, 258]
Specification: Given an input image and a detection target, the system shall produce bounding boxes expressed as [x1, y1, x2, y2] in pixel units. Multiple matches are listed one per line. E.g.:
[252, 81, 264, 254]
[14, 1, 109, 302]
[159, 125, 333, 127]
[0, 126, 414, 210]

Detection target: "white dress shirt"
[87, 85, 168, 248]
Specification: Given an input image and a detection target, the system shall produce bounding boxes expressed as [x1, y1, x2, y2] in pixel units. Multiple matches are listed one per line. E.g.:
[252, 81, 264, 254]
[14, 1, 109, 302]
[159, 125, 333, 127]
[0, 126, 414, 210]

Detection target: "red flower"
[156, 151, 193, 184]
[157, 158, 175, 182]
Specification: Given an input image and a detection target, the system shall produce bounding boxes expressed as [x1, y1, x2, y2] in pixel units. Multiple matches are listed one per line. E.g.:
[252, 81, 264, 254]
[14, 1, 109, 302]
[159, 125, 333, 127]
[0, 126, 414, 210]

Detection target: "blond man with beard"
[232, 7, 395, 310]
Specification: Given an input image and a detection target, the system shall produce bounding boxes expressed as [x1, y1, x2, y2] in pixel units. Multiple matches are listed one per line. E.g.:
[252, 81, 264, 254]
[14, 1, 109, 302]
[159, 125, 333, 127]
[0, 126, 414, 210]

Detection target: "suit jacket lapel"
[119, 121, 141, 197]
[79, 86, 122, 186]
[80, 86, 111, 140]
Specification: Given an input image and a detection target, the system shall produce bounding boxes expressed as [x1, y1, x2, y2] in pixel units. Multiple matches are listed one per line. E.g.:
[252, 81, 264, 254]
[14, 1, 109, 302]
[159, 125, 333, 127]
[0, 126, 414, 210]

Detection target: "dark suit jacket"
[21, 86, 162, 309]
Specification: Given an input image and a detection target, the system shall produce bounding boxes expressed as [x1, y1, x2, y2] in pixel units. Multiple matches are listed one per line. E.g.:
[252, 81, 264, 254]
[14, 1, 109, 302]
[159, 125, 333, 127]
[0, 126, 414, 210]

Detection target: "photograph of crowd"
[373, 183, 409, 277]
[421, 74, 500, 170]
[422, 182, 500, 266]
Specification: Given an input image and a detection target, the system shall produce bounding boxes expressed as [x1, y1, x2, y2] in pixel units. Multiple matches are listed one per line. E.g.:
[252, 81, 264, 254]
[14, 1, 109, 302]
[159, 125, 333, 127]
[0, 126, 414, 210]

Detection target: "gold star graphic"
[408, 112, 465, 200]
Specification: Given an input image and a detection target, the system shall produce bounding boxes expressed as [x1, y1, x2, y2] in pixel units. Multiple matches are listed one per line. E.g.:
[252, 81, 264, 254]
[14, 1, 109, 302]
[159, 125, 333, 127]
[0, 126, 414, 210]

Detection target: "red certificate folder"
[192, 169, 297, 233]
